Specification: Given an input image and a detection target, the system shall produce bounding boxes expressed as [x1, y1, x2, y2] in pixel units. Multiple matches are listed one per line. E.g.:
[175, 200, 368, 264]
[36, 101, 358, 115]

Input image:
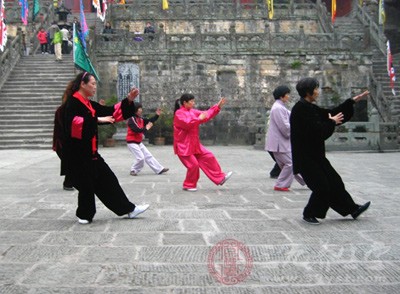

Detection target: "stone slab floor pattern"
[0, 146, 399, 294]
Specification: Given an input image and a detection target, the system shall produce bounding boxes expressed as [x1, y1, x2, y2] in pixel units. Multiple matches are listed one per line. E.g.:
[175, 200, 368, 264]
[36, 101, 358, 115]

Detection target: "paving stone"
[0, 231, 45, 245]
[106, 219, 181, 232]
[181, 220, 217, 232]
[78, 246, 138, 263]
[159, 210, 229, 220]
[2, 245, 82, 263]
[43, 232, 114, 246]
[0, 219, 74, 231]
[0, 263, 30, 284]
[206, 232, 290, 246]
[163, 233, 207, 245]
[28, 287, 95, 294]
[21, 264, 103, 286]
[24, 208, 67, 219]
[0, 147, 399, 292]
[214, 220, 298, 232]
[112, 232, 162, 246]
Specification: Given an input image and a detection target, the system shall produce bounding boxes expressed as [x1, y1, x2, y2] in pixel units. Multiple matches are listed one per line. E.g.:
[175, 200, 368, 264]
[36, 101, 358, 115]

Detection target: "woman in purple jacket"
[265, 85, 305, 191]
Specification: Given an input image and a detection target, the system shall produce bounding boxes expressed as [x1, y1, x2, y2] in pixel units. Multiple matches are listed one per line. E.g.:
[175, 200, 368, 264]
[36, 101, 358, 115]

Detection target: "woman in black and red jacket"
[61, 72, 149, 224]
[126, 103, 169, 176]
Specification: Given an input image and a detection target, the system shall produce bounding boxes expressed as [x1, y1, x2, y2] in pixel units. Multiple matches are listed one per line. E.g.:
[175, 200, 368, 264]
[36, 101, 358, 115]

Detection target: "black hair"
[296, 77, 319, 98]
[62, 72, 93, 104]
[134, 102, 143, 112]
[174, 93, 195, 114]
[273, 85, 291, 100]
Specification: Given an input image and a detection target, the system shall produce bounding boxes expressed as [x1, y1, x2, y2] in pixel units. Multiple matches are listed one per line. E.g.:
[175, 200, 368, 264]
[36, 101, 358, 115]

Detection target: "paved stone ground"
[0, 146, 399, 294]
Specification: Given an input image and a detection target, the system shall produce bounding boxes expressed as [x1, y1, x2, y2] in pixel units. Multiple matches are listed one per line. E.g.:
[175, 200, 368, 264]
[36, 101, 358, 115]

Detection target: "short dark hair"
[296, 77, 319, 98]
[134, 102, 143, 112]
[273, 85, 291, 100]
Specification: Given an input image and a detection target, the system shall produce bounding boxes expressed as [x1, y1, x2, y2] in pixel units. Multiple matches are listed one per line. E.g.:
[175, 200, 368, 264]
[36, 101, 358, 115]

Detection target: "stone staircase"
[372, 51, 400, 122]
[0, 54, 75, 149]
[334, 15, 400, 123]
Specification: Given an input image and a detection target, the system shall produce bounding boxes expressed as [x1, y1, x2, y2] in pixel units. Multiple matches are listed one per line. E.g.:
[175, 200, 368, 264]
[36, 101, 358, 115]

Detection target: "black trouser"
[62, 40, 68, 54]
[300, 158, 358, 219]
[268, 151, 281, 178]
[40, 43, 47, 53]
[72, 157, 135, 221]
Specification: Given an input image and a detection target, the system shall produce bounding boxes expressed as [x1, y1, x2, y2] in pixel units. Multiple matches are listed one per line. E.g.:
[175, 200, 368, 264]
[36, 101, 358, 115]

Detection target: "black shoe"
[351, 201, 371, 219]
[158, 168, 169, 174]
[63, 186, 74, 191]
[302, 216, 320, 225]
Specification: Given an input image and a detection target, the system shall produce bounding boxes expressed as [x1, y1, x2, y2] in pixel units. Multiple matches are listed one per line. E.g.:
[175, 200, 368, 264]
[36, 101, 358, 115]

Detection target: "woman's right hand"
[329, 112, 344, 125]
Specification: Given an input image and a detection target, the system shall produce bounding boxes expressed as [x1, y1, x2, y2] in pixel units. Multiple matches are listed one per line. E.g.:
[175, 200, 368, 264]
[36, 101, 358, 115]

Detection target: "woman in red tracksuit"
[173, 93, 232, 192]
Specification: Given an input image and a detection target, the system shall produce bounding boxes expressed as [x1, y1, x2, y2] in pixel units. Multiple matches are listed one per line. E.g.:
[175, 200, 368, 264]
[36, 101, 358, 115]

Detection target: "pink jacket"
[173, 104, 220, 156]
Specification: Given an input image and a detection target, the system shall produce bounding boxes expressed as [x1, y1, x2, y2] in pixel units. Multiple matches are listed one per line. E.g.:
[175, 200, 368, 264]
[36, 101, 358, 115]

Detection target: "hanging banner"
[332, 0, 337, 24]
[267, 0, 273, 20]
[379, 0, 385, 25]
[0, 0, 7, 51]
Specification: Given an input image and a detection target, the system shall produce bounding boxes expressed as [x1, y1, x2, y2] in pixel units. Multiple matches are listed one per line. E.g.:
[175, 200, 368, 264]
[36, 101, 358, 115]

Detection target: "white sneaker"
[183, 188, 197, 192]
[128, 204, 150, 218]
[219, 171, 233, 186]
[78, 218, 90, 224]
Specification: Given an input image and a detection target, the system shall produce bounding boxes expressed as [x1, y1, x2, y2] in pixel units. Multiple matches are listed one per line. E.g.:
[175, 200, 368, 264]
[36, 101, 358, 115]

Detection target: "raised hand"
[217, 97, 227, 108]
[127, 88, 139, 101]
[353, 90, 369, 103]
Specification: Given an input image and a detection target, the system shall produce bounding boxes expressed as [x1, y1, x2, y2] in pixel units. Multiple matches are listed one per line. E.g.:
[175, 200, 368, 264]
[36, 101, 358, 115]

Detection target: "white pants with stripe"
[127, 142, 164, 174]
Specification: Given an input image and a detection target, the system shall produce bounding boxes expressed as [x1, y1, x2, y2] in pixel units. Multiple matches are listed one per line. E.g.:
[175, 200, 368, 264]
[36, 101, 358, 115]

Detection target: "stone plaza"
[0, 146, 399, 293]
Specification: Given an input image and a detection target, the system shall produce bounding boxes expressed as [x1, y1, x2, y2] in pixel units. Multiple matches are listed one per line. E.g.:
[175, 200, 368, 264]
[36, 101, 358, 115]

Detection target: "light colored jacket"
[265, 99, 291, 153]
[173, 104, 220, 156]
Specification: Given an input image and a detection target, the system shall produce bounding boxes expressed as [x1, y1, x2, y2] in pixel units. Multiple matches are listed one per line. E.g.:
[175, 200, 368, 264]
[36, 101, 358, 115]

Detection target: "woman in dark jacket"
[290, 77, 370, 225]
[61, 72, 149, 224]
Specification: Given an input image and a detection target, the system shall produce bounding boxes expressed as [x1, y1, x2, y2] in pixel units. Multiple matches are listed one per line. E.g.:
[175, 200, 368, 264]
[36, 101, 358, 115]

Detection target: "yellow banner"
[267, 0, 273, 20]
[379, 0, 386, 25]
[332, 0, 336, 23]
[162, 0, 169, 10]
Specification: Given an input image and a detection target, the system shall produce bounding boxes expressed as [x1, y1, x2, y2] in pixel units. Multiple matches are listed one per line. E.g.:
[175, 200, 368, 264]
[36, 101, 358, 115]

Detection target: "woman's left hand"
[353, 90, 369, 103]
[127, 88, 139, 101]
[217, 97, 227, 108]
[98, 116, 115, 124]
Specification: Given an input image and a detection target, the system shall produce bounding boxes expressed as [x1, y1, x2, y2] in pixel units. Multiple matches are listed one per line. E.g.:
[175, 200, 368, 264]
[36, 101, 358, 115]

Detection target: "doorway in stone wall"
[217, 70, 239, 100]
[117, 63, 140, 102]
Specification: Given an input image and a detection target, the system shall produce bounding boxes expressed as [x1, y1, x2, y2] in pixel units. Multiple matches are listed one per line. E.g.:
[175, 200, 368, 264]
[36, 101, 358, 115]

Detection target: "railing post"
[289, 0, 295, 16]
[264, 22, 271, 50]
[195, 23, 202, 50]
[229, 23, 237, 51]
[158, 23, 166, 50]
[299, 25, 305, 48]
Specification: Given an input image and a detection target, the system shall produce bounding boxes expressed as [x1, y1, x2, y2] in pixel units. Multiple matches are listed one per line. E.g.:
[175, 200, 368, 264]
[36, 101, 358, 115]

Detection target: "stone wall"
[91, 0, 372, 145]
[95, 49, 371, 145]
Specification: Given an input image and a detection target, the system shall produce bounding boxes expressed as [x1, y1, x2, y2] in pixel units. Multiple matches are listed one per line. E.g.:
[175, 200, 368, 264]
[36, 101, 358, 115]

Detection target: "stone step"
[0, 132, 53, 139]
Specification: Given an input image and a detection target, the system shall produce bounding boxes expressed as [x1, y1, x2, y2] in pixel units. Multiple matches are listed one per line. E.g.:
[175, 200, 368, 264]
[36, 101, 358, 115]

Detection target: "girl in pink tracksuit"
[173, 93, 232, 192]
